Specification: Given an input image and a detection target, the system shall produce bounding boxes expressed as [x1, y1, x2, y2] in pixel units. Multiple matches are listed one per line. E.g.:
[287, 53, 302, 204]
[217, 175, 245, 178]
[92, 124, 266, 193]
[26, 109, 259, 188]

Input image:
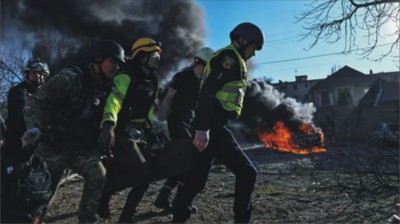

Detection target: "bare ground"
[45, 140, 400, 223]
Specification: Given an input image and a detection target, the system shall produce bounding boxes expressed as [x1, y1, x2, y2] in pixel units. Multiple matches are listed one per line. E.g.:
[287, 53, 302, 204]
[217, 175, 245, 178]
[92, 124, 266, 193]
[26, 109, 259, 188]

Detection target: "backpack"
[15, 153, 52, 213]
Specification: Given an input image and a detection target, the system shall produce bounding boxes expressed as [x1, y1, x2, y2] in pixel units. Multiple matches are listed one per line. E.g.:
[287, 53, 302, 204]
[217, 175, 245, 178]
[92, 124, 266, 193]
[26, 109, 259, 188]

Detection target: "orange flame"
[258, 121, 326, 154]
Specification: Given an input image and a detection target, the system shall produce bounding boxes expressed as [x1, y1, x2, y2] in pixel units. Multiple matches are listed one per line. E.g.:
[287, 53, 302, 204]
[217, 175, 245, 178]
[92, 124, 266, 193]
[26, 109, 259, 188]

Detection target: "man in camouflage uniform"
[97, 37, 161, 223]
[22, 40, 125, 223]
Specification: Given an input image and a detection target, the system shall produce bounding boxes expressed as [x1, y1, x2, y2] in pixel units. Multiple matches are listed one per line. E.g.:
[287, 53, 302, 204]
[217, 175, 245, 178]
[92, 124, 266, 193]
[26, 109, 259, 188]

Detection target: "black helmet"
[24, 58, 50, 76]
[230, 22, 264, 50]
[90, 40, 126, 63]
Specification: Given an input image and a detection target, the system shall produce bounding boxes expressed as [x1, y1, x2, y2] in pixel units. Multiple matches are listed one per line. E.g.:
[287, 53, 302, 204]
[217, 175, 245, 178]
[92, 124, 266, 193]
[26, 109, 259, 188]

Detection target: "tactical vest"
[45, 65, 111, 145]
[40, 66, 90, 133]
[116, 67, 159, 130]
[68, 65, 110, 129]
[202, 44, 247, 116]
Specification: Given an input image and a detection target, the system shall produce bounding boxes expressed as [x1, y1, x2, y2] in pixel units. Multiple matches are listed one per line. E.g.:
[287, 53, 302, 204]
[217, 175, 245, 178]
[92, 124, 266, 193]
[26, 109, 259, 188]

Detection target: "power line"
[257, 43, 395, 65]
[268, 36, 299, 43]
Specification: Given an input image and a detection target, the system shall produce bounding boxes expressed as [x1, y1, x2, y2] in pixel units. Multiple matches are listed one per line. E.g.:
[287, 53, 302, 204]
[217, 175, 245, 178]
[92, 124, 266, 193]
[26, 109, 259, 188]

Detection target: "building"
[273, 75, 321, 102]
[271, 65, 400, 137]
[356, 78, 400, 132]
[308, 66, 377, 107]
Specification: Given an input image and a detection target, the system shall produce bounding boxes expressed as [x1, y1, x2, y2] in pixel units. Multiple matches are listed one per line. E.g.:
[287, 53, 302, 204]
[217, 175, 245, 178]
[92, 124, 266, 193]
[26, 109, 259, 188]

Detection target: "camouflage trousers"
[35, 142, 106, 222]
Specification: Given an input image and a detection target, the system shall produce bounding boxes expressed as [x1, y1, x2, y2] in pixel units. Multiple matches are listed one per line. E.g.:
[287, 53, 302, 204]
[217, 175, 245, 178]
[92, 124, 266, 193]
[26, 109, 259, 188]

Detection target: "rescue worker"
[172, 22, 264, 223]
[21, 40, 125, 223]
[154, 47, 215, 211]
[1, 58, 50, 223]
[96, 37, 162, 223]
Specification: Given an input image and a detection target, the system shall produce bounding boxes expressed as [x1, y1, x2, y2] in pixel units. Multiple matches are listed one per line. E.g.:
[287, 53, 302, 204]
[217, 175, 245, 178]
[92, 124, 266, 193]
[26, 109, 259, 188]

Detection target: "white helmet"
[194, 47, 214, 64]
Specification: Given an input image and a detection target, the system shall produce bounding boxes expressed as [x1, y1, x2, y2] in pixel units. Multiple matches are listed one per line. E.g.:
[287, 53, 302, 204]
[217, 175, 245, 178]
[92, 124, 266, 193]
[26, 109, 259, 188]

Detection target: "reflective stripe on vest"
[216, 79, 246, 116]
[202, 44, 247, 116]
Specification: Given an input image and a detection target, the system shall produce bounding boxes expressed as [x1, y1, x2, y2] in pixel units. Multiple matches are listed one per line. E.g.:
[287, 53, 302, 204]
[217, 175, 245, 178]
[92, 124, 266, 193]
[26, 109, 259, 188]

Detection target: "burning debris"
[258, 121, 326, 154]
[240, 80, 327, 154]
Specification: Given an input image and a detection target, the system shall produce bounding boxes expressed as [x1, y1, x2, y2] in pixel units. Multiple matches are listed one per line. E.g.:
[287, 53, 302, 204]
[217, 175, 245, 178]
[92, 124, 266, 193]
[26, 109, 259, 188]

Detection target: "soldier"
[1, 58, 50, 223]
[172, 22, 264, 223]
[154, 47, 215, 211]
[3, 58, 49, 168]
[21, 40, 125, 223]
[97, 37, 162, 223]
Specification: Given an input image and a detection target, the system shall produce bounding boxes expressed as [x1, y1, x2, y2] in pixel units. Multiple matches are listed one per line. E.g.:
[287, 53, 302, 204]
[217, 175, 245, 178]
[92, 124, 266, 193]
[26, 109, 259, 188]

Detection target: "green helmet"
[195, 47, 214, 64]
[24, 58, 50, 76]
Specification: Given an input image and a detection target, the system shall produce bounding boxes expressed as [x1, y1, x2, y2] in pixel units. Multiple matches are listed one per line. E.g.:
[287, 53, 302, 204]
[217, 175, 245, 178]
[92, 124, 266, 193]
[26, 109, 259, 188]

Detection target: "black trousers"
[163, 116, 193, 188]
[172, 125, 257, 223]
[100, 133, 152, 218]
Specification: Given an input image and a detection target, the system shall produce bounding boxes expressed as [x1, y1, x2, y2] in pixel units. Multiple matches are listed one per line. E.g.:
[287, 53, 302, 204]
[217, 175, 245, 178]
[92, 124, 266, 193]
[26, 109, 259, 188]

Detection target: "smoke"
[237, 79, 317, 139]
[2, 0, 318, 138]
[1, 0, 206, 78]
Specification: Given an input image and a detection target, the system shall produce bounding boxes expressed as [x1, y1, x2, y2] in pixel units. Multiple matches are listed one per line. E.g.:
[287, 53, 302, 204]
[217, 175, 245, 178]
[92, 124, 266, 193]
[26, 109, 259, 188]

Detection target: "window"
[337, 88, 353, 106]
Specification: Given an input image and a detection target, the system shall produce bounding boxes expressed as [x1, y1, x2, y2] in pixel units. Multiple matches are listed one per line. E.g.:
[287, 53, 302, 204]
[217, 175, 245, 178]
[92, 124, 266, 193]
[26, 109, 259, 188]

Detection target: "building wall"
[372, 72, 400, 83]
[332, 85, 370, 106]
[273, 80, 320, 102]
[351, 103, 400, 134]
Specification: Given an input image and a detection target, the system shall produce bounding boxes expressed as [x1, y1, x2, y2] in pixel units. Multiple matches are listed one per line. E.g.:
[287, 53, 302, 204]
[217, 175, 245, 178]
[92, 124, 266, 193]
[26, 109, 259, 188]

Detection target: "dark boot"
[118, 186, 146, 223]
[172, 182, 197, 214]
[118, 200, 137, 223]
[97, 191, 112, 219]
[154, 185, 173, 210]
[171, 194, 198, 214]
[78, 212, 98, 224]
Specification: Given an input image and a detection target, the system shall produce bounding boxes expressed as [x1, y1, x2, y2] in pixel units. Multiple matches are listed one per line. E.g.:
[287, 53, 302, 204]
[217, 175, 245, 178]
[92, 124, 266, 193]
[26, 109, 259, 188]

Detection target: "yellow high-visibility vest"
[202, 44, 247, 116]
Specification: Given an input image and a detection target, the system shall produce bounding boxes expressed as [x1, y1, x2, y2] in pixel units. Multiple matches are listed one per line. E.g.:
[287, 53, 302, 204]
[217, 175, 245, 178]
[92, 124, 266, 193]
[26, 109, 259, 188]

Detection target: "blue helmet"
[230, 22, 264, 50]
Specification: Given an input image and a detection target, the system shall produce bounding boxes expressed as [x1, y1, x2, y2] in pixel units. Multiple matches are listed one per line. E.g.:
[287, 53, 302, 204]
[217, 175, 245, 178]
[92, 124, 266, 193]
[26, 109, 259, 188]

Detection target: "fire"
[258, 121, 326, 154]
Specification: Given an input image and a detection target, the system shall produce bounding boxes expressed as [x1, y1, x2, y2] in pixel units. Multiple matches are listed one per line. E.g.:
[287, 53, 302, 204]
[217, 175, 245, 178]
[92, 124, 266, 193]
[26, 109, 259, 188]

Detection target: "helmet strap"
[238, 40, 251, 59]
[142, 52, 158, 71]
[141, 65, 152, 77]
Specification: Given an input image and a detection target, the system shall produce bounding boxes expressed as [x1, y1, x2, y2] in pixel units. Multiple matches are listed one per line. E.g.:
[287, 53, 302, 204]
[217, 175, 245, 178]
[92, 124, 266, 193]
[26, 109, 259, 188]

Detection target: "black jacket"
[3, 81, 37, 166]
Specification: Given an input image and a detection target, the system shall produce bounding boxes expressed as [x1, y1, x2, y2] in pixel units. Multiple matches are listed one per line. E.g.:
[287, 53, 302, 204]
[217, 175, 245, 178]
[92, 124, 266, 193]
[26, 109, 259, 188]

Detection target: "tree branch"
[349, 0, 398, 8]
[297, 0, 400, 61]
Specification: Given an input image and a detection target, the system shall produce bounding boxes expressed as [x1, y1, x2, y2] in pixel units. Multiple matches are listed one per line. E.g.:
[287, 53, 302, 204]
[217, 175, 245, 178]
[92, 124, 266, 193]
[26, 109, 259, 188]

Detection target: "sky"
[196, 0, 400, 82]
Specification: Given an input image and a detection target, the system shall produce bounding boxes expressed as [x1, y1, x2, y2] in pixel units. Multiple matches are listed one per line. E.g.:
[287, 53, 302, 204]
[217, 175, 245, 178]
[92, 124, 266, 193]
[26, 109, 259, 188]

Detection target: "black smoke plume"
[2, 0, 318, 139]
[237, 79, 317, 140]
[1, 0, 206, 78]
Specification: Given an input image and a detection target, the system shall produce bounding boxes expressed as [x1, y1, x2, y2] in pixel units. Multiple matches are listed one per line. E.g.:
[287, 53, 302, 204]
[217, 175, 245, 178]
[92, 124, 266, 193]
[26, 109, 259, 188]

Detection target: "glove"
[151, 118, 167, 135]
[97, 124, 115, 154]
[193, 130, 210, 152]
[21, 128, 42, 147]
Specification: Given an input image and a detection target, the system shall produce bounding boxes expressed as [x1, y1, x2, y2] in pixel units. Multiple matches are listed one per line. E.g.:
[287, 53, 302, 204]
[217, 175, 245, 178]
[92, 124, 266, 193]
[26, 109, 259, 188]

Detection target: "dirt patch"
[45, 141, 399, 223]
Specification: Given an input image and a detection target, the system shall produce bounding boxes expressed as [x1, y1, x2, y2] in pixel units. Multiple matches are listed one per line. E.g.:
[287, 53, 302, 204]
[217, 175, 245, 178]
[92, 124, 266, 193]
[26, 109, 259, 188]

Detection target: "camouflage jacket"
[24, 64, 112, 147]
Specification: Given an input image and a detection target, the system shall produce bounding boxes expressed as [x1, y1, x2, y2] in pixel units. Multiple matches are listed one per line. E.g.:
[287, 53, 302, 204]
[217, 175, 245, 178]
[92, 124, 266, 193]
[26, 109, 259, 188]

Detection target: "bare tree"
[297, 0, 400, 61]
[0, 43, 29, 104]
[0, 32, 81, 118]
